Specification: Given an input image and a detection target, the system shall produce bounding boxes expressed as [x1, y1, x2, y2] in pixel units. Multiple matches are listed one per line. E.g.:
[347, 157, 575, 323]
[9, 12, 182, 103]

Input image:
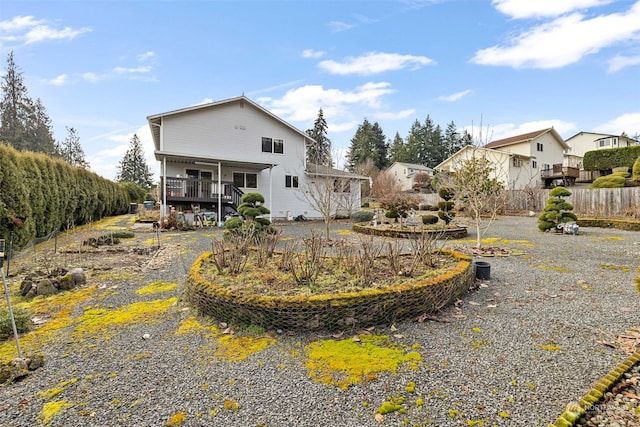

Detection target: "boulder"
[69, 268, 86, 286]
[35, 279, 57, 296]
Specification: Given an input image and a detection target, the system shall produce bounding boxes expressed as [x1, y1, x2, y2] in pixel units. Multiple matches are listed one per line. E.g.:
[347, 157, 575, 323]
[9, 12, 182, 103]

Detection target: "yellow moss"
[73, 298, 178, 339]
[216, 335, 276, 362]
[536, 264, 570, 272]
[38, 400, 73, 424]
[1, 287, 97, 362]
[540, 344, 562, 351]
[175, 316, 212, 335]
[166, 411, 186, 426]
[305, 335, 422, 390]
[38, 387, 63, 400]
[448, 408, 460, 418]
[223, 399, 241, 411]
[136, 281, 179, 295]
[498, 410, 511, 419]
[471, 327, 483, 334]
[405, 381, 416, 393]
[599, 263, 631, 272]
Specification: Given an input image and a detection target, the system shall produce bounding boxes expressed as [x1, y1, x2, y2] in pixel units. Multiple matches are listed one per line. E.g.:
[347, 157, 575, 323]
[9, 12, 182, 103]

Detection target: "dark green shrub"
[437, 187, 456, 224]
[0, 307, 32, 340]
[351, 211, 374, 222]
[589, 172, 628, 189]
[583, 145, 640, 171]
[422, 214, 438, 225]
[538, 186, 578, 232]
[224, 217, 244, 230]
[633, 157, 640, 183]
[361, 201, 370, 208]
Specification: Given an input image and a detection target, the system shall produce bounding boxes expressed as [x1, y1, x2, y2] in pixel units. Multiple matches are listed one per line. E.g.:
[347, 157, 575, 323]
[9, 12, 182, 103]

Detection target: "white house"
[147, 95, 366, 221]
[436, 128, 571, 189]
[385, 162, 434, 191]
[565, 132, 638, 159]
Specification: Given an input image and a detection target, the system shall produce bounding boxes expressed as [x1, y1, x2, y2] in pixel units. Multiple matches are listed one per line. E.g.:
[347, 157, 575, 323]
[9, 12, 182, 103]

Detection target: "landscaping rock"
[35, 278, 57, 296]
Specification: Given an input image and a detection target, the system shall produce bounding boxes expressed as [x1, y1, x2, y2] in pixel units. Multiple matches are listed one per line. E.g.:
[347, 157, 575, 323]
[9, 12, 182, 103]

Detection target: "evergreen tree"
[346, 118, 374, 171]
[305, 108, 332, 166]
[0, 52, 56, 154]
[388, 131, 410, 163]
[116, 134, 153, 188]
[370, 122, 389, 170]
[404, 119, 423, 164]
[58, 126, 89, 168]
[0, 52, 30, 150]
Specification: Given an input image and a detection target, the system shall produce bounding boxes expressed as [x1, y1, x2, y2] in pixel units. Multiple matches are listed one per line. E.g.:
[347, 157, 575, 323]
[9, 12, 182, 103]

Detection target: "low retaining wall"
[352, 223, 468, 239]
[185, 250, 472, 332]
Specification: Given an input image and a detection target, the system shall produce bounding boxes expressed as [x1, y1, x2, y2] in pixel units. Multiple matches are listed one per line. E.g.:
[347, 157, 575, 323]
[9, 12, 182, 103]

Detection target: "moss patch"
[73, 298, 178, 340]
[136, 281, 179, 295]
[305, 334, 421, 390]
[38, 400, 73, 425]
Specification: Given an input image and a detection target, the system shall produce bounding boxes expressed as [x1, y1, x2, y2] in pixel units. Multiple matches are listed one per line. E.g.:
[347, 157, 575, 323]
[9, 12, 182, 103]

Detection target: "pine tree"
[305, 108, 332, 166]
[116, 134, 153, 188]
[58, 126, 89, 168]
[371, 122, 389, 170]
[0, 52, 56, 154]
[0, 52, 30, 150]
[388, 132, 409, 163]
[404, 119, 423, 164]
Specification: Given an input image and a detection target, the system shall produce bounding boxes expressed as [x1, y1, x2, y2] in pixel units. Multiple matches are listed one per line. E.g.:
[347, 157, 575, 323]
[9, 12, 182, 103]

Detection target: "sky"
[1, 0, 639, 181]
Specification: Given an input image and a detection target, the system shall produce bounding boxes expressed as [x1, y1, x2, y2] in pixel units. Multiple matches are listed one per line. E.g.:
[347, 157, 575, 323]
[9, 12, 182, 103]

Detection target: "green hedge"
[583, 146, 640, 171]
[0, 143, 130, 249]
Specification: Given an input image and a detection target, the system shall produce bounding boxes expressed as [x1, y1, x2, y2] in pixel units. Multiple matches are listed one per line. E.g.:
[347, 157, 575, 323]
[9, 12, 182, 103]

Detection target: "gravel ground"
[0, 215, 638, 427]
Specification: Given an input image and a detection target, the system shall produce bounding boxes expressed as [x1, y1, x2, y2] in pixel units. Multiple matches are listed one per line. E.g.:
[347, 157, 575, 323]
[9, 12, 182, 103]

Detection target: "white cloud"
[47, 74, 68, 86]
[327, 21, 354, 32]
[472, 3, 640, 69]
[319, 52, 434, 75]
[594, 112, 640, 136]
[302, 49, 326, 58]
[0, 15, 91, 46]
[137, 51, 156, 61]
[82, 72, 107, 83]
[492, 0, 613, 19]
[439, 89, 472, 102]
[607, 55, 640, 72]
[113, 66, 152, 74]
[257, 82, 397, 134]
[374, 109, 416, 120]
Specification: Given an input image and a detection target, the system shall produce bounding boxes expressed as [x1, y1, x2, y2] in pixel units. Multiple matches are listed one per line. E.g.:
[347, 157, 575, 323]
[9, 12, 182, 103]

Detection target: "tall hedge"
[0, 143, 130, 249]
[583, 146, 640, 171]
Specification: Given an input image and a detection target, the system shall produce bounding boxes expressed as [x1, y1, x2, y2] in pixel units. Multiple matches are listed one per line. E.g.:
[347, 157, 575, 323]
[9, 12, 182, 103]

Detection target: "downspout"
[218, 162, 222, 226]
[269, 165, 273, 223]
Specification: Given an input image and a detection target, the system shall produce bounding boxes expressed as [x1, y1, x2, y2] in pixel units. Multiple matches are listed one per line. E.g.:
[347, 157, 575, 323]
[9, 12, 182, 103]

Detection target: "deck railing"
[161, 177, 242, 207]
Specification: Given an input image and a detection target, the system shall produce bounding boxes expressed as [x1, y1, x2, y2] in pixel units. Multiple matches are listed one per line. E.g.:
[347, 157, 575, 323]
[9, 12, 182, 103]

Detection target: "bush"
[0, 307, 32, 340]
[422, 214, 439, 225]
[419, 204, 437, 211]
[633, 157, 640, 183]
[223, 217, 244, 230]
[361, 201, 370, 208]
[589, 172, 628, 189]
[538, 186, 578, 232]
[351, 211, 374, 222]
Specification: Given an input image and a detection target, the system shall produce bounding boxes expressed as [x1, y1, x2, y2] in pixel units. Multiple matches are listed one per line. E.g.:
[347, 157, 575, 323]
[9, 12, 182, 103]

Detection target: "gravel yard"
[0, 215, 638, 427]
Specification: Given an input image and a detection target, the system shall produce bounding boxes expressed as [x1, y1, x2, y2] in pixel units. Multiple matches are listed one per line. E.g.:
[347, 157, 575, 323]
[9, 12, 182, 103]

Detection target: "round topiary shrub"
[351, 210, 374, 222]
[422, 214, 438, 225]
[223, 217, 244, 230]
[538, 186, 578, 232]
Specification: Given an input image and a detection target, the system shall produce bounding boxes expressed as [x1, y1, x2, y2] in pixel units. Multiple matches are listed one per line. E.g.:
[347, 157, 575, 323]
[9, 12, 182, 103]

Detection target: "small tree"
[437, 187, 456, 225]
[236, 192, 271, 227]
[58, 126, 89, 168]
[116, 134, 153, 188]
[538, 186, 578, 232]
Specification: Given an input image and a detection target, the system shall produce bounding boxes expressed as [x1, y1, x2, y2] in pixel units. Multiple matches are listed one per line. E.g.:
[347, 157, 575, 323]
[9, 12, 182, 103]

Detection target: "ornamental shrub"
[632, 157, 640, 183]
[537, 186, 578, 232]
[351, 210, 374, 222]
[589, 172, 628, 189]
[0, 307, 32, 340]
[422, 214, 439, 225]
[437, 187, 455, 224]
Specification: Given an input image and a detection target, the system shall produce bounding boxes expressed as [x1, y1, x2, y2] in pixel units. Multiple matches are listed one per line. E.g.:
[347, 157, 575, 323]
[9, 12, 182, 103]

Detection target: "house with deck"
[565, 132, 638, 181]
[385, 162, 434, 191]
[436, 128, 573, 189]
[147, 95, 366, 222]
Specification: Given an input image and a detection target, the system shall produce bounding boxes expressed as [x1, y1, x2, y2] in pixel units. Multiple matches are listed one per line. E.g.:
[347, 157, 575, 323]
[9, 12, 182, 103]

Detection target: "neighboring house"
[565, 132, 638, 181]
[147, 95, 366, 222]
[385, 162, 434, 191]
[436, 128, 571, 189]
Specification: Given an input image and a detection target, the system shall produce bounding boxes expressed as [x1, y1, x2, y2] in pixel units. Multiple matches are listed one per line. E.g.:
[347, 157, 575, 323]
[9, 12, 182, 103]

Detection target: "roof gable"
[484, 128, 568, 150]
[147, 95, 313, 150]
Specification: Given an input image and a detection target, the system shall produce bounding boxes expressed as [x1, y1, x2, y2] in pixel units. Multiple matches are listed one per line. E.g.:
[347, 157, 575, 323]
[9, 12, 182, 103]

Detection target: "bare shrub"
[354, 236, 385, 286]
[282, 231, 326, 287]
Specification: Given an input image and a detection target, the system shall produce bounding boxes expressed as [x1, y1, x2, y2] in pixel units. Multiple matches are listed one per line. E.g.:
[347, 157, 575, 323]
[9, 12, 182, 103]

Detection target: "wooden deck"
[541, 164, 579, 187]
[162, 177, 243, 209]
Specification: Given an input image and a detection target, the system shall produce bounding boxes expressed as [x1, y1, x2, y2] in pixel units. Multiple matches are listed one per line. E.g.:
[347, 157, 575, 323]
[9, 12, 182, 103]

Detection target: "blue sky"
[1, 0, 639, 180]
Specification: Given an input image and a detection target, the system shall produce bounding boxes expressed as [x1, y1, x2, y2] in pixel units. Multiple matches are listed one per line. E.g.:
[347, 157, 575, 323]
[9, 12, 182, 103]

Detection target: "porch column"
[217, 162, 222, 226]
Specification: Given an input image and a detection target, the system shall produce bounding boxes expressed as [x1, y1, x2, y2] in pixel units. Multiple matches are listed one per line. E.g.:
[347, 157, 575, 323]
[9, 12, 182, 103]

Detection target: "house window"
[532, 160, 537, 169]
[537, 143, 543, 152]
[333, 179, 350, 193]
[599, 138, 611, 148]
[285, 175, 299, 188]
[513, 157, 522, 167]
[542, 163, 550, 171]
[233, 172, 257, 189]
[261, 136, 284, 154]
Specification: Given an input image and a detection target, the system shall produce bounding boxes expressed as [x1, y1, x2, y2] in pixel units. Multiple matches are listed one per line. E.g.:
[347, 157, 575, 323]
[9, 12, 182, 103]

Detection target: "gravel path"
[0, 215, 638, 427]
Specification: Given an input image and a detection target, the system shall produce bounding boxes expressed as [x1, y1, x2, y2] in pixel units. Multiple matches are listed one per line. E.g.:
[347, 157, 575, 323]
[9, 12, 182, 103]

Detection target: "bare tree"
[443, 146, 510, 249]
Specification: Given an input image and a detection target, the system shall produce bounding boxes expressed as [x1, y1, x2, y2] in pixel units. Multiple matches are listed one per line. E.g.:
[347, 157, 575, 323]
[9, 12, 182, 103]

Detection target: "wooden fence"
[414, 187, 640, 219]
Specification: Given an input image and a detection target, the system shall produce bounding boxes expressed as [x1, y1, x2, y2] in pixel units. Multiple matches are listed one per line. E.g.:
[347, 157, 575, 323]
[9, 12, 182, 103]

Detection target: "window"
[333, 179, 351, 193]
[536, 143, 544, 152]
[598, 138, 611, 148]
[285, 175, 299, 188]
[513, 157, 522, 167]
[233, 172, 257, 189]
[542, 163, 550, 171]
[261, 136, 284, 154]
[261, 137, 272, 153]
[532, 160, 537, 169]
